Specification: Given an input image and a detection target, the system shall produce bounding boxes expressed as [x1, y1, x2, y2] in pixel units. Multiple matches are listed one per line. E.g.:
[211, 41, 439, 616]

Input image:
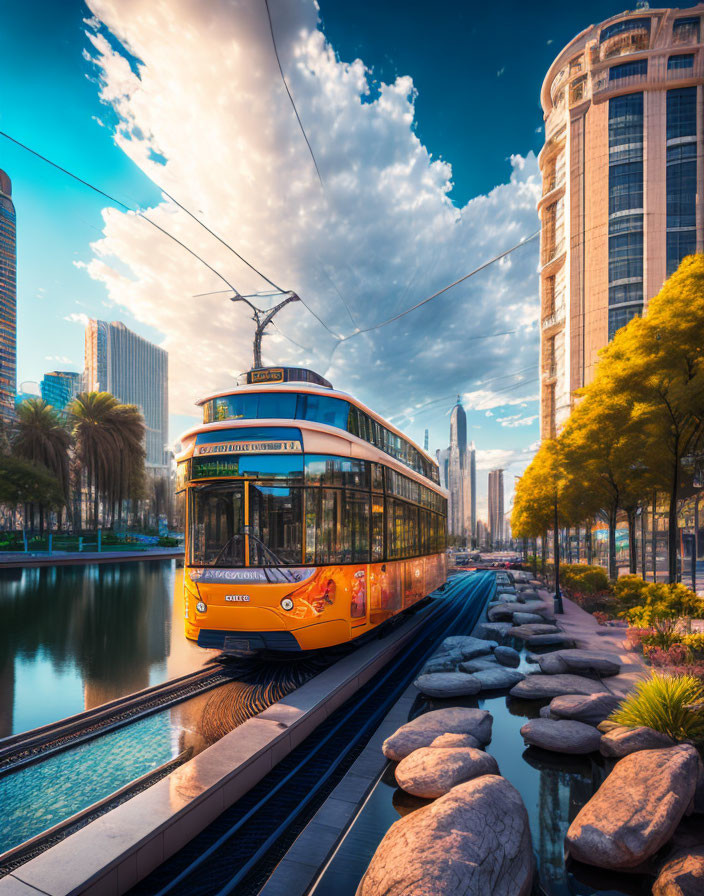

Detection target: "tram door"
[190, 482, 245, 566]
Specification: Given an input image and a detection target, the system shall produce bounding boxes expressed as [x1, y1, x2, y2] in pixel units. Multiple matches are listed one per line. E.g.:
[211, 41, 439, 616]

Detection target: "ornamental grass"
[609, 672, 704, 743]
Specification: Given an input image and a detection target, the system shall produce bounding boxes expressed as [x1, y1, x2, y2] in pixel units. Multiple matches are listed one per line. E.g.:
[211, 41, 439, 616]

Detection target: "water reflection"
[0, 561, 216, 736]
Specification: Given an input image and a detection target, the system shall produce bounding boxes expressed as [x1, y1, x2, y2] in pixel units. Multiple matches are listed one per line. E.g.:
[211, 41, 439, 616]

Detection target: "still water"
[0, 560, 216, 737]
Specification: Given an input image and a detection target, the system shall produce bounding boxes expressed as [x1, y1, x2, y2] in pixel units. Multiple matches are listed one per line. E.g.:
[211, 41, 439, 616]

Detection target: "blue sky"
[2, 0, 685, 516]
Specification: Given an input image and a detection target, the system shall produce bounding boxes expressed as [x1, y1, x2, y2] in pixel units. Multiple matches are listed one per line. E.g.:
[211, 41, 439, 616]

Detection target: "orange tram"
[176, 366, 448, 655]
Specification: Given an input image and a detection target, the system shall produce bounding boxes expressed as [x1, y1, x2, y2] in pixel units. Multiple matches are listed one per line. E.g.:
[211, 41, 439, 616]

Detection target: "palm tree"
[69, 392, 146, 529]
[13, 398, 71, 533]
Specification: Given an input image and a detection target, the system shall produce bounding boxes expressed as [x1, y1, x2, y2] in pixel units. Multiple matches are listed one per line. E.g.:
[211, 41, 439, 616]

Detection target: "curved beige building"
[539, 5, 704, 437]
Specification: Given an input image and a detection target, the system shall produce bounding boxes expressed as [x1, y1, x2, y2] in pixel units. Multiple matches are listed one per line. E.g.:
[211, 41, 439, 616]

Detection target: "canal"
[0, 560, 216, 737]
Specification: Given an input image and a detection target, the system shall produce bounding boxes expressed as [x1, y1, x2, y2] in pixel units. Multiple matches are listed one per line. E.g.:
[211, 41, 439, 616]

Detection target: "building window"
[608, 93, 644, 339]
[608, 305, 641, 341]
[666, 88, 697, 276]
[673, 16, 700, 45]
[609, 59, 647, 81]
[667, 54, 694, 71]
[600, 18, 650, 43]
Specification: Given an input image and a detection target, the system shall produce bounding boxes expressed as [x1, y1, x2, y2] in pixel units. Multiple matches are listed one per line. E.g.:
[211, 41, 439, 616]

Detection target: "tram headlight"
[196, 601, 207, 614]
[280, 597, 294, 611]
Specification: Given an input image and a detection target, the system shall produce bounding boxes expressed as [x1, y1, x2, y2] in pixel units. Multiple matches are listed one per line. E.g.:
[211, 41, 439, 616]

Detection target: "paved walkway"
[549, 592, 648, 699]
[0, 548, 183, 569]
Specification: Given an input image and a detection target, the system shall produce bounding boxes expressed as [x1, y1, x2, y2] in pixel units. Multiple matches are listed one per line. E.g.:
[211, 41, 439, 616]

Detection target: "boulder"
[535, 649, 620, 677]
[509, 624, 560, 640]
[600, 726, 676, 758]
[472, 667, 525, 691]
[566, 745, 700, 870]
[521, 600, 554, 617]
[494, 645, 521, 668]
[414, 672, 482, 698]
[509, 673, 607, 699]
[653, 848, 704, 895]
[459, 656, 499, 673]
[429, 732, 481, 749]
[356, 775, 533, 896]
[520, 718, 602, 754]
[519, 589, 542, 601]
[439, 636, 498, 660]
[547, 692, 621, 727]
[394, 747, 499, 798]
[382, 707, 493, 760]
[421, 652, 463, 674]
[525, 633, 574, 648]
[475, 621, 513, 642]
[512, 612, 547, 625]
[488, 604, 516, 622]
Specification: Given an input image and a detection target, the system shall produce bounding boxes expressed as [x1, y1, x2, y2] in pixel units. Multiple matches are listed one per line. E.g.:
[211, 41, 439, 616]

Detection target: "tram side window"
[305, 488, 370, 564]
[386, 497, 419, 560]
[298, 393, 350, 429]
[249, 485, 303, 566]
[305, 455, 370, 489]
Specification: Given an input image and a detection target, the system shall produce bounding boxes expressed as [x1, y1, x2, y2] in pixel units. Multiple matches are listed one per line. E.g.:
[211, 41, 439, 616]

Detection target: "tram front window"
[249, 485, 303, 566]
[190, 483, 245, 566]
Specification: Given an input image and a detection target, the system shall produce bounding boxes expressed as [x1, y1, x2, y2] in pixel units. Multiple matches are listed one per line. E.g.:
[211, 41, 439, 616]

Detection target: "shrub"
[158, 535, 180, 547]
[622, 582, 704, 626]
[609, 672, 704, 742]
[560, 564, 610, 596]
[681, 633, 704, 657]
[625, 627, 654, 651]
[592, 611, 610, 626]
[612, 574, 649, 609]
[648, 644, 690, 668]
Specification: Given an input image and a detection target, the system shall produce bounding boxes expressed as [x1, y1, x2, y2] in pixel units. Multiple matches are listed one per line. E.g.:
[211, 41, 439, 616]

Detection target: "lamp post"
[230, 291, 301, 370]
[554, 489, 564, 613]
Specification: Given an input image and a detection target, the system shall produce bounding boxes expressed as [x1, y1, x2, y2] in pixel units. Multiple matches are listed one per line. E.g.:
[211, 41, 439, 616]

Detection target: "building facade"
[436, 400, 476, 543]
[84, 320, 169, 469]
[40, 371, 82, 412]
[488, 468, 505, 547]
[463, 440, 477, 544]
[539, 5, 704, 438]
[0, 170, 16, 423]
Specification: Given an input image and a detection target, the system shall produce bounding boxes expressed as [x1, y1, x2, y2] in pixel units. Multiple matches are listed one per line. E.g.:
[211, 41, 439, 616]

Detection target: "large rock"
[509, 624, 560, 640]
[525, 633, 574, 648]
[566, 745, 700, 869]
[395, 747, 499, 798]
[439, 636, 498, 659]
[512, 612, 547, 625]
[414, 672, 482, 698]
[509, 673, 606, 699]
[459, 656, 499, 673]
[421, 652, 463, 674]
[382, 708, 493, 760]
[494, 645, 521, 668]
[535, 649, 620, 677]
[429, 732, 481, 749]
[520, 718, 602, 754]
[600, 725, 676, 758]
[475, 621, 513, 642]
[356, 775, 533, 896]
[472, 667, 525, 691]
[653, 847, 704, 895]
[547, 692, 621, 727]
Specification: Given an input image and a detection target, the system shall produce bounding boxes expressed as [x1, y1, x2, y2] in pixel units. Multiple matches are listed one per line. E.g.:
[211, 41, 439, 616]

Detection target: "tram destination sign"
[194, 439, 302, 456]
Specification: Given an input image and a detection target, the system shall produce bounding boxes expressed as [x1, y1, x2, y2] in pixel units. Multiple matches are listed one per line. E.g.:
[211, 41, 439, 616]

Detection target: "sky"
[2, 0, 688, 520]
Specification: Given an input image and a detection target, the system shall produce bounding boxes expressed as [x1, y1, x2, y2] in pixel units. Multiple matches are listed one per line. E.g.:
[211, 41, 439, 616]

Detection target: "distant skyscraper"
[40, 371, 83, 412]
[448, 398, 467, 538]
[424, 428, 429, 452]
[0, 170, 16, 422]
[463, 441, 477, 544]
[85, 320, 168, 469]
[488, 469, 505, 547]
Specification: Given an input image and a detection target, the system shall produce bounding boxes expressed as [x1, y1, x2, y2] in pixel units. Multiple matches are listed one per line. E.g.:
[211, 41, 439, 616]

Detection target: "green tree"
[12, 398, 72, 532]
[0, 455, 65, 521]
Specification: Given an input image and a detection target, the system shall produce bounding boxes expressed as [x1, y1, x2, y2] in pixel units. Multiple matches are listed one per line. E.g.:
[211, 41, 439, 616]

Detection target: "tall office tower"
[463, 441, 477, 544]
[436, 447, 449, 489]
[538, 6, 704, 438]
[424, 428, 429, 452]
[84, 320, 168, 469]
[40, 371, 82, 412]
[0, 170, 16, 423]
[447, 397, 467, 538]
[488, 468, 505, 547]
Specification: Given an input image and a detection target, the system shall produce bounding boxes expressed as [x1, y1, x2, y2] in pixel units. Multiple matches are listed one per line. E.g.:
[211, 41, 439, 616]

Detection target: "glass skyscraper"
[40, 371, 83, 412]
[538, 6, 704, 438]
[84, 320, 169, 469]
[436, 399, 476, 543]
[0, 170, 16, 423]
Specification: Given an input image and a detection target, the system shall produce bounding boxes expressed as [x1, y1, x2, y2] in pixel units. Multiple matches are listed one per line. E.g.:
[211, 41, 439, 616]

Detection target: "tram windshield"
[190, 483, 245, 566]
[249, 484, 303, 566]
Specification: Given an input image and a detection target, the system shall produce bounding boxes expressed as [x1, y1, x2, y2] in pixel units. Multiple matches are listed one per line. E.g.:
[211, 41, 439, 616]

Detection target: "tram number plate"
[224, 637, 252, 652]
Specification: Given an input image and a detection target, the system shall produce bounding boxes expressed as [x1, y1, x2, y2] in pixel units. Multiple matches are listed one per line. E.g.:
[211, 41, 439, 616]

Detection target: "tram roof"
[189, 381, 438, 469]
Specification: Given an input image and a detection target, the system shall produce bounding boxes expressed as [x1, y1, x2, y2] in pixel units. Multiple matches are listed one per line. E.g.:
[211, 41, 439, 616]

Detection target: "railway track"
[129, 570, 494, 896]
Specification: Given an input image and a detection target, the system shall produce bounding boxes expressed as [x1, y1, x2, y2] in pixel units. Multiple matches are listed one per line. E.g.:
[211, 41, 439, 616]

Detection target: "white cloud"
[80, 0, 541, 436]
[502, 414, 538, 428]
[496, 67, 505, 77]
[64, 312, 90, 326]
[45, 355, 75, 365]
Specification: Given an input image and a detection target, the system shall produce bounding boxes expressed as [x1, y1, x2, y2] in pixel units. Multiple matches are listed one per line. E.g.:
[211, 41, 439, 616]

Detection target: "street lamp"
[554, 488, 564, 614]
